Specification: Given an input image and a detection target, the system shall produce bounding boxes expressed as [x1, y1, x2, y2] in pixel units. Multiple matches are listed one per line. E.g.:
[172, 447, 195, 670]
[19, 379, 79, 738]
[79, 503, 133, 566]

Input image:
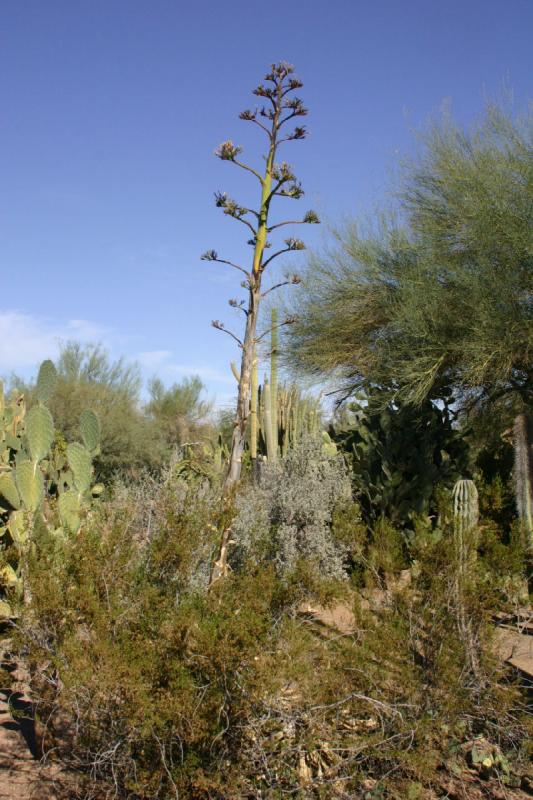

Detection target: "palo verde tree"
[202, 62, 319, 488]
[288, 104, 533, 548]
[287, 105, 532, 413]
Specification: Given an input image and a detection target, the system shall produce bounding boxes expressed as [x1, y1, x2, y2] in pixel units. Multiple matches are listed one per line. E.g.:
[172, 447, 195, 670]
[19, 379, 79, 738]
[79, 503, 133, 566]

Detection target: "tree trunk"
[513, 412, 533, 594]
[514, 412, 533, 552]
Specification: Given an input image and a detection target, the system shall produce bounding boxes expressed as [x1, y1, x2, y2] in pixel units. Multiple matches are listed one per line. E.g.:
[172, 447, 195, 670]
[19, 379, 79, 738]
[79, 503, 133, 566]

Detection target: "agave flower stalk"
[202, 62, 319, 492]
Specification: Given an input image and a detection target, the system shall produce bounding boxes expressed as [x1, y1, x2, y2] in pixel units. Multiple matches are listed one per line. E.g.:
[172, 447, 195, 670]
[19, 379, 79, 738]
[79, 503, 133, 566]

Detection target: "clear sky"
[1, 0, 531, 405]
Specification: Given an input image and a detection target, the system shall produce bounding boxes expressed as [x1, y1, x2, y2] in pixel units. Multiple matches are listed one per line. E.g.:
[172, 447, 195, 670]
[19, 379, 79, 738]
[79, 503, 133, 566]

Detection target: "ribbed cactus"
[451, 478, 481, 679]
[246, 315, 327, 463]
[452, 478, 479, 573]
[253, 379, 323, 460]
[513, 413, 533, 552]
[262, 377, 276, 461]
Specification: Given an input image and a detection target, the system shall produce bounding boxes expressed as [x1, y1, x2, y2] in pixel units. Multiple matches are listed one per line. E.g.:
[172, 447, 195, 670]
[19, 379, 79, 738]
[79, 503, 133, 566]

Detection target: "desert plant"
[452, 478, 480, 572]
[16, 473, 531, 800]
[14, 341, 160, 479]
[202, 62, 319, 490]
[249, 345, 259, 473]
[248, 308, 324, 465]
[231, 436, 351, 579]
[331, 391, 468, 527]
[451, 478, 482, 680]
[146, 374, 213, 456]
[270, 307, 279, 460]
[256, 379, 322, 460]
[287, 105, 533, 413]
[0, 360, 103, 615]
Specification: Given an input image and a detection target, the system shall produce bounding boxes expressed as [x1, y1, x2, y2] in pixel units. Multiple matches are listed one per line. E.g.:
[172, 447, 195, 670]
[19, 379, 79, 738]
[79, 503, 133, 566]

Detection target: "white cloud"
[136, 350, 174, 369]
[66, 318, 106, 340]
[0, 310, 237, 408]
[0, 310, 106, 373]
[166, 363, 235, 386]
[135, 349, 235, 387]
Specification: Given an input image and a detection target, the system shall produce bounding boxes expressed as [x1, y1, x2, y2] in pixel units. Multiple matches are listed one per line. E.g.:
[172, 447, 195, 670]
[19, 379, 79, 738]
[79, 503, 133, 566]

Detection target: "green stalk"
[263, 377, 276, 461]
[250, 345, 258, 464]
[270, 307, 279, 460]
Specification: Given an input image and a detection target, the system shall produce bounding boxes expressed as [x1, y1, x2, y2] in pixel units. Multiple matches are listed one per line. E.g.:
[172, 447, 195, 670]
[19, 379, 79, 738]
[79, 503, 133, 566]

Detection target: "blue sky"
[1, 0, 531, 406]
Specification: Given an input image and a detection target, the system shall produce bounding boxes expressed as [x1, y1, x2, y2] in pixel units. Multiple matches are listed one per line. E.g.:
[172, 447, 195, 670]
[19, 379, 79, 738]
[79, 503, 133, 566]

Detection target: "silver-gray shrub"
[232, 436, 352, 579]
[111, 463, 219, 596]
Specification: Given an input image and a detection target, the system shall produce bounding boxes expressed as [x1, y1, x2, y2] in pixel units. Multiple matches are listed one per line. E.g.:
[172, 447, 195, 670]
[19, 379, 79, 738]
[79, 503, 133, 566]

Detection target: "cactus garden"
[1, 7, 532, 800]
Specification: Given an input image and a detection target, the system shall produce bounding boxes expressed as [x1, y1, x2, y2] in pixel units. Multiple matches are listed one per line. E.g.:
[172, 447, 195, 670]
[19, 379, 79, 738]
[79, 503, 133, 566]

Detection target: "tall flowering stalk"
[202, 62, 318, 495]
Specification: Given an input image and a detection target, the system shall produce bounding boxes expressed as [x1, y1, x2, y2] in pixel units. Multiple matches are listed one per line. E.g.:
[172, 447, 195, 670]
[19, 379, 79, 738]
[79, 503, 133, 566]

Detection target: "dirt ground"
[0, 638, 74, 800]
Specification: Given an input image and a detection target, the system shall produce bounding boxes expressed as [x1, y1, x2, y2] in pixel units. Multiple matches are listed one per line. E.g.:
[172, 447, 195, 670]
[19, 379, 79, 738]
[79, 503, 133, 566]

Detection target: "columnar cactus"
[262, 378, 276, 461]
[452, 478, 479, 573]
[246, 325, 328, 463]
[253, 379, 324, 460]
[451, 477, 481, 679]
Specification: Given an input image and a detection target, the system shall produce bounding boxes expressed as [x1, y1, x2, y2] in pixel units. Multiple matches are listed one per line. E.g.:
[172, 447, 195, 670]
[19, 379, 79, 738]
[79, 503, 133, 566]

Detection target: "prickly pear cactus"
[0, 361, 104, 616]
[57, 413, 102, 533]
[321, 430, 338, 457]
[0, 370, 57, 614]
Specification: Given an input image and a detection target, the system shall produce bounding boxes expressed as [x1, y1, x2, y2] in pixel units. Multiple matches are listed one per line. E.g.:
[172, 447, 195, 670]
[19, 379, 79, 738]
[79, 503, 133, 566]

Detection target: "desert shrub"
[11, 459, 531, 799]
[109, 464, 227, 597]
[15, 513, 531, 799]
[330, 497, 369, 581]
[231, 436, 353, 580]
[366, 516, 407, 582]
